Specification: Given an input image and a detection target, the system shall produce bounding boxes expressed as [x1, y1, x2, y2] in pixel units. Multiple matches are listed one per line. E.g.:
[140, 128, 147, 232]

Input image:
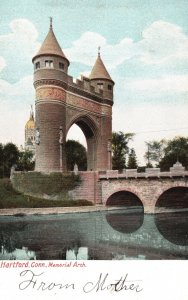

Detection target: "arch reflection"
[106, 209, 144, 233]
[155, 187, 188, 246]
[155, 211, 188, 246]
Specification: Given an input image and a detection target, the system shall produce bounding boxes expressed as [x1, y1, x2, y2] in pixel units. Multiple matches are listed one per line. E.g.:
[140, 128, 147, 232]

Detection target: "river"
[0, 208, 187, 260]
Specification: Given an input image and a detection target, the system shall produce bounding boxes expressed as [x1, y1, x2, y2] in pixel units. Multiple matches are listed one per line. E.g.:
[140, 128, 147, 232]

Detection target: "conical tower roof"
[32, 18, 69, 64]
[89, 51, 113, 83]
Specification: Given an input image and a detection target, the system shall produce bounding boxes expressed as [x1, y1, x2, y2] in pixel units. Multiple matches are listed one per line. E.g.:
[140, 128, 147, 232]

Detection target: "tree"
[2, 143, 20, 177]
[127, 148, 138, 169]
[112, 131, 134, 170]
[17, 150, 35, 171]
[66, 140, 87, 171]
[144, 140, 165, 167]
[0, 143, 4, 178]
[159, 137, 188, 171]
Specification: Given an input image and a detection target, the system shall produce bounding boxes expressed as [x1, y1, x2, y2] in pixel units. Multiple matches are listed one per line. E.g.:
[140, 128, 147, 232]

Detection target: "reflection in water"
[66, 247, 88, 260]
[155, 187, 188, 246]
[0, 209, 187, 260]
[0, 246, 36, 260]
[155, 211, 188, 246]
[106, 208, 144, 233]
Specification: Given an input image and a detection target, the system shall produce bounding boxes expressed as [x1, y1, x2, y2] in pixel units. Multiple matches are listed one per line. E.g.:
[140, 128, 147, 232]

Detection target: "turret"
[32, 18, 69, 88]
[89, 48, 114, 103]
[32, 19, 68, 172]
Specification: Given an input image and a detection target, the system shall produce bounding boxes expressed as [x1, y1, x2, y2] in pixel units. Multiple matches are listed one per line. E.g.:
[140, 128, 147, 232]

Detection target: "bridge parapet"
[170, 161, 185, 173]
[145, 168, 160, 177]
[99, 167, 188, 180]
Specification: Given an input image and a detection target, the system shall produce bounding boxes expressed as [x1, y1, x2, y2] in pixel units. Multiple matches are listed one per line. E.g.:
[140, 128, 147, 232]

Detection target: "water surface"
[0, 208, 187, 260]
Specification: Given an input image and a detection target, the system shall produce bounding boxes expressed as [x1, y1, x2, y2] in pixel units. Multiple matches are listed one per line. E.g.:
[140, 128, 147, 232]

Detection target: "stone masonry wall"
[100, 177, 188, 213]
[68, 171, 102, 204]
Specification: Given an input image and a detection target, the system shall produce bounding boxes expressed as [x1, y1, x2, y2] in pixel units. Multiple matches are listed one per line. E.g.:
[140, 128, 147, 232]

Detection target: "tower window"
[45, 60, 53, 68]
[59, 62, 64, 70]
[97, 83, 103, 90]
[35, 62, 40, 69]
[108, 84, 112, 90]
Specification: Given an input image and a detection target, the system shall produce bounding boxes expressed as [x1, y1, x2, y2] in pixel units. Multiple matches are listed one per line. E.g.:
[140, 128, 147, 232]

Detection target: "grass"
[0, 178, 93, 209]
[12, 171, 81, 195]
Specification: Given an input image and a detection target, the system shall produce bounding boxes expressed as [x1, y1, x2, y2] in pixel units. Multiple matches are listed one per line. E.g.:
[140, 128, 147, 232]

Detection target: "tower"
[32, 20, 114, 173]
[32, 18, 69, 172]
[89, 47, 114, 102]
[25, 106, 35, 153]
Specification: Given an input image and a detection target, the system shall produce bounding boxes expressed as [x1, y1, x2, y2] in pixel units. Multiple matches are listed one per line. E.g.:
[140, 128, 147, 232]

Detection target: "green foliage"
[0, 142, 35, 177]
[0, 143, 3, 163]
[127, 148, 138, 169]
[0, 178, 93, 208]
[12, 172, 81, 195]
[112, 131, 134, 170]
[144, 140, 164, 166]
[0, 143, 4, 178]
[159, 137, 188, 171]
[144, 137, 188, 171]
[66, 140, 87, 171]
[17, 150, 35, 171]
[0, 143, 19, 177]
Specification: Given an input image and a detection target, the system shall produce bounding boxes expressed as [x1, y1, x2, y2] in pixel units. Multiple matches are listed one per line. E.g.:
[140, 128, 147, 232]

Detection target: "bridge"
[11, 161, 188, 214]
[71, 161, 188, 214]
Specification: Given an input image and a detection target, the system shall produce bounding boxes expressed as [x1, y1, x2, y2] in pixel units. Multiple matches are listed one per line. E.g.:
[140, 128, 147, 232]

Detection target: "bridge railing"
[99, 162, 188, 179]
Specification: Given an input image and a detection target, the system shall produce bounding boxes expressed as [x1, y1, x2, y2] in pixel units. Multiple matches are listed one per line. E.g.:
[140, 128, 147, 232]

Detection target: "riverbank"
[0, 205, 121, 216]
[0, 178, 92, 209]
[0, 205, 187, 216]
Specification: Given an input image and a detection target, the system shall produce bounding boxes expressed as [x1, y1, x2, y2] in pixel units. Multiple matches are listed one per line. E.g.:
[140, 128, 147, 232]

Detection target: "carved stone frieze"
[36, 87, 66, 101]
[67, 93, 112, 117]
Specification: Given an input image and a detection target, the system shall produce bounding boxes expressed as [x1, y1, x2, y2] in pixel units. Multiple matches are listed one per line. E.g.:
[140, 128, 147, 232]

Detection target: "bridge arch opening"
[155, 187, 188, 246]
[156, 187, 188, 210]
[106, 191, 143, 208]
[66, 116, 98, 171]
[105, 191, 144, 233]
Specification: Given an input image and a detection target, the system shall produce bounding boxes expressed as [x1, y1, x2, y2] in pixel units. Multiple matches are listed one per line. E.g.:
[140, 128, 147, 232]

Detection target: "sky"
[0, 0, 188, 165]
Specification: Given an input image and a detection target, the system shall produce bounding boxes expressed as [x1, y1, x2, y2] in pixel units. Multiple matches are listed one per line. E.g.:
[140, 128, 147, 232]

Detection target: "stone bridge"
[11, 162, 188, 214]
[72, 162, 188, 213]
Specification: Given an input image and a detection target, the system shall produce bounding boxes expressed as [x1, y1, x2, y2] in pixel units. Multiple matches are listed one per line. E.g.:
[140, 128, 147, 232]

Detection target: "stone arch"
[155, 186, 188, 210]
[66, 114, 99, 171]
[105, 189, 144, 233]
[106, 190, 144, 209]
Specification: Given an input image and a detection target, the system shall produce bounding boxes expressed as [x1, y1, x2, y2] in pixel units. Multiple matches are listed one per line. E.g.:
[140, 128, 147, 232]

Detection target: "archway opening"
[66, 117, 97, 171]
[155, 187, 188, 246]
[66, 124, 87, 171]
[105, 191, 144, 233]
